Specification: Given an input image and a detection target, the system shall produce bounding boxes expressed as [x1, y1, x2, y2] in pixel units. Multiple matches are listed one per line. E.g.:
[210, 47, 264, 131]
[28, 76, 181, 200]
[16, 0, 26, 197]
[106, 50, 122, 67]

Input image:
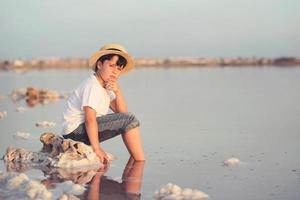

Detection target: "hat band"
[107, 48, 122, 52]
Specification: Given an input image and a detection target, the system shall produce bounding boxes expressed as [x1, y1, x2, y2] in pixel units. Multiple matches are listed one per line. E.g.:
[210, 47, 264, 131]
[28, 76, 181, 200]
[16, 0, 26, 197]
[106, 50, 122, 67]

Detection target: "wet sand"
[1, 67, 300, 199]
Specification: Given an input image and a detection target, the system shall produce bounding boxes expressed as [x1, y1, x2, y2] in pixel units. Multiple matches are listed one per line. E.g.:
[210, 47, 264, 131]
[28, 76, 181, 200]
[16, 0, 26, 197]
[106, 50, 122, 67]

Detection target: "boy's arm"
[110, 84, 128, 113]
[84, 106, 109, 163]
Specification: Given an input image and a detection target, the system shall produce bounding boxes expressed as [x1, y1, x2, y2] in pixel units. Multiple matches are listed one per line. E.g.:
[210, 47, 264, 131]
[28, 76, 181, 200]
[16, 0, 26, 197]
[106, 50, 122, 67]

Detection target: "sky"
[0, 0, 299, 59]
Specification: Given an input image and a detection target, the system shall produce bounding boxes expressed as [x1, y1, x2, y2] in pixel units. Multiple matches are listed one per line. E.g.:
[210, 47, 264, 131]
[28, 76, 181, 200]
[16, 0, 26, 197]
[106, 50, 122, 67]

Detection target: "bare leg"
[122, 127, 145, 161]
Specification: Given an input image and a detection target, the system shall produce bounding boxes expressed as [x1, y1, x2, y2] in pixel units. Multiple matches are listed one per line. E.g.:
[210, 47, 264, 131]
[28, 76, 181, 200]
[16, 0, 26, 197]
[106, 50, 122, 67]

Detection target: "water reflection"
[82, 157, 145, 200]
[4, 156, 145, 200]
[10, 87, 67, 108]
[25, 97, 54, 107]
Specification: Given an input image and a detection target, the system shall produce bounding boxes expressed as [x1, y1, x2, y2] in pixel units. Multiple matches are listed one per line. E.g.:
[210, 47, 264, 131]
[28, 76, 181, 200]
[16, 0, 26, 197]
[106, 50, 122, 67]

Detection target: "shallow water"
[1, 67, 300, 199]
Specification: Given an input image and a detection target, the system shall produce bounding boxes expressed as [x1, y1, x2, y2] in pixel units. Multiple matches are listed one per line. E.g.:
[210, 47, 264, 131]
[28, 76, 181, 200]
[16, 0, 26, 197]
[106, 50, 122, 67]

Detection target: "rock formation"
[10, 87, 68, 107]
[3, 132, 113, 169]
[26, 87, 61, 101]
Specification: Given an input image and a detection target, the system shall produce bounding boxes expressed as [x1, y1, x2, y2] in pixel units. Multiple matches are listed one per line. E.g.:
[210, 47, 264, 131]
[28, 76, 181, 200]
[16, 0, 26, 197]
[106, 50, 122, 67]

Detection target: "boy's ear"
[96, 61, 101, 70]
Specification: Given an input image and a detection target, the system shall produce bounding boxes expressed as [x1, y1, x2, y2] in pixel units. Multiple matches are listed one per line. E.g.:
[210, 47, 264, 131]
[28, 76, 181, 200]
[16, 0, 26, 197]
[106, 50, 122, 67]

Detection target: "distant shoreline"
[1, 57, 300, 71]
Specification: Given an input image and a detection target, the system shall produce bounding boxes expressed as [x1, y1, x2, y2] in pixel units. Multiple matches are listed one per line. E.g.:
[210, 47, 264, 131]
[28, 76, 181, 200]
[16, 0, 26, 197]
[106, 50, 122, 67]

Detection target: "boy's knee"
[123, 112, 140, 131]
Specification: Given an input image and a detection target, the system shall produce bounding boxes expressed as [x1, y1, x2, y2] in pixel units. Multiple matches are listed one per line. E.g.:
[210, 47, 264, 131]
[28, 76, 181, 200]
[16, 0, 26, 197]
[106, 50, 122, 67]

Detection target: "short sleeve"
[81, 83, 102, 111]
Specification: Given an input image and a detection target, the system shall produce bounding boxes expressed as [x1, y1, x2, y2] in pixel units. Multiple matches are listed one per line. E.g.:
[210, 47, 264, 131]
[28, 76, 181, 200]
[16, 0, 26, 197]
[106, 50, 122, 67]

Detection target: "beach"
[1, 67, 300, 199]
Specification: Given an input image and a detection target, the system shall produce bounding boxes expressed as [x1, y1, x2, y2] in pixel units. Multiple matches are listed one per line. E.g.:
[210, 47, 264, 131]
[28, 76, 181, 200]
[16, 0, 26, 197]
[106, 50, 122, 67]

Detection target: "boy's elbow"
[85, 115, 96, 125]
[122, 107, 128, 113]
[114, 106, 128, 113]
[120, 105, 128, 112]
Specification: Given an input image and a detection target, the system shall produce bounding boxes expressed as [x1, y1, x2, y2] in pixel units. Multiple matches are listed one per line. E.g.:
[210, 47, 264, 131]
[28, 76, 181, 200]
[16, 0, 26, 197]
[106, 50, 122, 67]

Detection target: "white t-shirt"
[62, 74, 116, 135]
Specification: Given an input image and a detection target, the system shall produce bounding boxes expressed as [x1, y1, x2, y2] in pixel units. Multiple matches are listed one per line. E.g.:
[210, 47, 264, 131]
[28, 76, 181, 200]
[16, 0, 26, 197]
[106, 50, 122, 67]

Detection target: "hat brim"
[89, 50, 135, 74]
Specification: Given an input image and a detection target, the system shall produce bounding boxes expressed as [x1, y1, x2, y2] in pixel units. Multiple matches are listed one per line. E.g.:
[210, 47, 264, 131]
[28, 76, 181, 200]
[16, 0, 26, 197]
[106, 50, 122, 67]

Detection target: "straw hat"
[89, 44, 135, 74]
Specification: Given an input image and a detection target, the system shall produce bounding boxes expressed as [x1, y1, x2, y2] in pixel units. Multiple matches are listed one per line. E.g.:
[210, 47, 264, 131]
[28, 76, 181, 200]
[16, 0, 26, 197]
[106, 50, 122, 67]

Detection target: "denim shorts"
[63, 112, 140, 145]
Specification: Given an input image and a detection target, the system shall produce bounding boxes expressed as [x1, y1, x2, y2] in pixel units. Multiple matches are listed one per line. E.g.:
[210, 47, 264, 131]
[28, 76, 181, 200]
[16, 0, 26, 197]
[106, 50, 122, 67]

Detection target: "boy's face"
[98, 55, 122, 82]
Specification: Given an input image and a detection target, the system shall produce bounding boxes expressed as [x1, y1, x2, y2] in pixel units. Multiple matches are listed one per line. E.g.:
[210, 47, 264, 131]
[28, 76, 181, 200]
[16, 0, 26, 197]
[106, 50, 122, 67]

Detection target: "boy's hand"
[94, 148, 109, 164]
[105, 75, 120, 93]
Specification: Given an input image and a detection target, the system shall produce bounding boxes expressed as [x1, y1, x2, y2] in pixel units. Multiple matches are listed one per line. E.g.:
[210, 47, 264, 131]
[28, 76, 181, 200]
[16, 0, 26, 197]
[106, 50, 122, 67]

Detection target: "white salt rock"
[71, 183, 86, 195]
[0, 111, 7, 119]
[159, 187, 167, 195]
[53, 141, 115, 168]
[59, 194, 80, 200]
[59, 194, 68, 200]
[6, 173, 28, 190]
[35, 121, 56, 128]
[15, 106, 26, 112]
[162, 194, 178, 200]
[54, 147, 101, 168]
[192, 191, 210, 199]
[170, 184, 181, 195]
[0, 173, 53, 200]
[166, 183, 173, 189]
[224, 157, 241, 166]
[26, 187, 36, 198]
[154, 183, 209, 200]
[25, 180, 52, 199]
[11, 88, 26, 101]
[13, 132, 30, 140]
[58, 181, 86, 195]
[182, 188, 193, 197]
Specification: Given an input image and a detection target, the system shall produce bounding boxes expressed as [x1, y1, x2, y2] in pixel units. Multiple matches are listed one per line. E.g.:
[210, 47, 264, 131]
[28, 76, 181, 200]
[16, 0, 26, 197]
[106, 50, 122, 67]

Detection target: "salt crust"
[16, 106, 26, 112]
[13, 132, 31, 140]
[11, 87, 65, 102]
[154, 183, 209, 200]
[35, 121, 56, 128]
[224, 157, 241, 166]
[57, 181, 86, 196]
[0, 173, 86, 200]
[11, 88, 27, 102]
[0, 173, 52, 200]
[58, 193, 80, 200]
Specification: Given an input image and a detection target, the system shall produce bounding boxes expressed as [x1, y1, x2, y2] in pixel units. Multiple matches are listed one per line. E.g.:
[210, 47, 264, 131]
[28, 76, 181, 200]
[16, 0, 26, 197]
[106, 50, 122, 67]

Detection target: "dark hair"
[95, 53, 127, 72]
